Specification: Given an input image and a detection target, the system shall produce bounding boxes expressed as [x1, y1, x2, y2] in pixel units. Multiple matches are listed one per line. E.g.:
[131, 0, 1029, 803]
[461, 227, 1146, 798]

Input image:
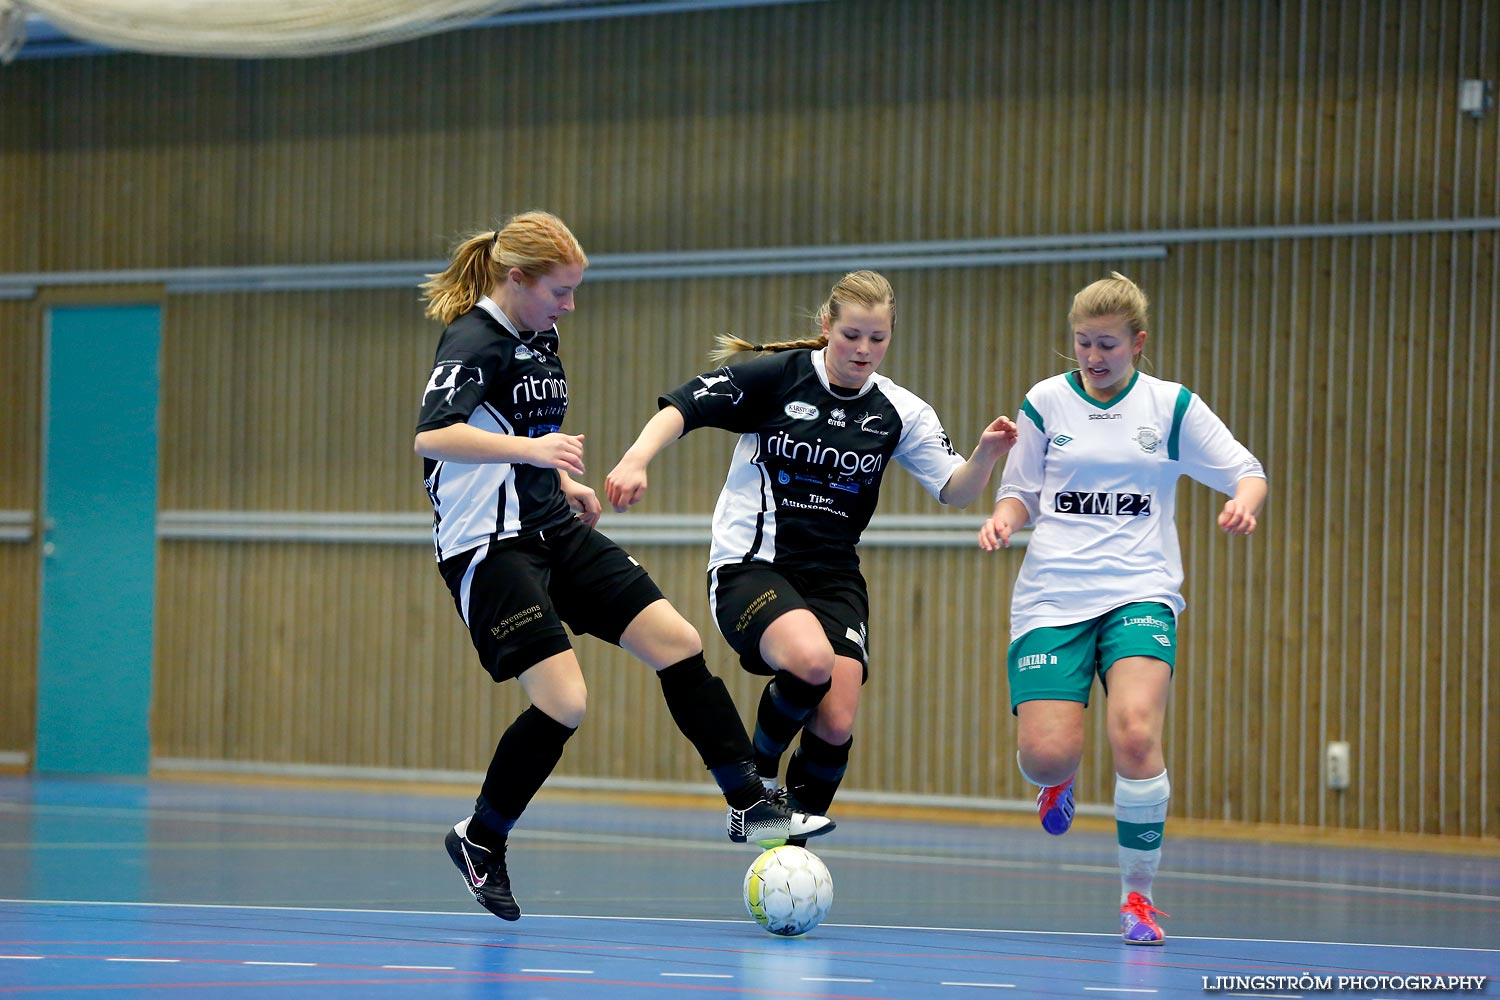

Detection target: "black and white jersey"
[661, 348, 963, 571]
[416, 297, 571, 561]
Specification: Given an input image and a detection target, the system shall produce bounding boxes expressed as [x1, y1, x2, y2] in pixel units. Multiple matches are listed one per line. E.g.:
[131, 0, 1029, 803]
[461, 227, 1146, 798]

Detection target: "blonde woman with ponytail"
[979, 272, 1268, 945]
[414, 211, 832, 925]
[606, 270, 1018, 844]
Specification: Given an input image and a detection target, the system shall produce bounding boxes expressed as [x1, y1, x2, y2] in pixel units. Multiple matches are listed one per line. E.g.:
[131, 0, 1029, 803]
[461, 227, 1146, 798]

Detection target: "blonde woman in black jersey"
[606, 270, 1017, 838]
[415, 210, 832, 923]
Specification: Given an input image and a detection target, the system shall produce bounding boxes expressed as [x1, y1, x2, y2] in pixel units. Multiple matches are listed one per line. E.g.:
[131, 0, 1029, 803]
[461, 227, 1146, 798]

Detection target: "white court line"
[2, 899, 1496, 954]
[662, 972, 733, 978]
[382, 964, 455, 970]
[941, 983, 1016, 989]
[0, 955, 44, 960]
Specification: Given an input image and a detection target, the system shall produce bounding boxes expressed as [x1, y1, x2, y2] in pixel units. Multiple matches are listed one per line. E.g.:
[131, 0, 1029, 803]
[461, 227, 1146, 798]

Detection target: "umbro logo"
[1053, 434, 1073, 446]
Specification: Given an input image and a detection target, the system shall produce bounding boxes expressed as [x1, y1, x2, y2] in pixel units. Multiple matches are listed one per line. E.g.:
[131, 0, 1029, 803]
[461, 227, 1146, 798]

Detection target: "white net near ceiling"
[0, 0, 574, 60]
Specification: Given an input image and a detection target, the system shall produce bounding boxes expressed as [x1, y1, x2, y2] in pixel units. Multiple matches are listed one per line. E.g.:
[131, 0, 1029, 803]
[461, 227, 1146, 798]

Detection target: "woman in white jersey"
[608, 270, 1017, 839]
[414, 211, 831, 924]
[978, 273, 1266, 945]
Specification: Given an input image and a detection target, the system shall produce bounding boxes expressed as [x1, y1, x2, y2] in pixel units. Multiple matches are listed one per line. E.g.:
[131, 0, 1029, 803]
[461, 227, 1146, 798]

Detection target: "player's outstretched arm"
[415, 423, 586, 475]
[606, 405, 688, 513]
[940, 415, 1020, 507]
[978, 497, 1030, 552]
[558, 471, 602, 527]
[1218, 475, 1267, 536]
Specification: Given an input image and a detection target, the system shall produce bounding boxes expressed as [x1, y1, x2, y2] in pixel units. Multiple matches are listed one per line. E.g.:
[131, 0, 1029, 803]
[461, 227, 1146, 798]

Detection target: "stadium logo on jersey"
[1055, 491, 1153, 516]
[1088, 412, 1123, 420]
[784, 401, 820, 420]
[1134, 427, 1161, 453]
[855, 413, 889, 436]
[1052, 434, 1073, 446]
[424, 362, 485, 405]
[693, 368, 744, 405]
[827, 408, 847, 427]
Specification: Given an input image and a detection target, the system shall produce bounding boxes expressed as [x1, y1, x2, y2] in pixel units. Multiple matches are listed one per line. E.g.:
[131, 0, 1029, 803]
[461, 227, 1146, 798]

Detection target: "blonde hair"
[1068, 271, 1149, 333]
[421, 210, 588, 324]
[707, 269, 896, 366]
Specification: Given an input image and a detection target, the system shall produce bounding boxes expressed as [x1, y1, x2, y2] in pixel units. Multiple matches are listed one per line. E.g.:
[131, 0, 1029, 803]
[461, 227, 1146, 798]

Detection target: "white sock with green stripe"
[1115, 770, 1169, 904]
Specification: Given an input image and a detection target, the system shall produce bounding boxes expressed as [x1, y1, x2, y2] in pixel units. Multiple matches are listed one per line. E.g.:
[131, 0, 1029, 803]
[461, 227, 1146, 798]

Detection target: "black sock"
[657, 654, 764, 809]
[786, 730, 852, 816]
[475, 704, 576, 839]
[656, 654, 754, 768]
[710, 760, 765, 810]
[467, 797, 512, 849]
[753, 674, 830, 779]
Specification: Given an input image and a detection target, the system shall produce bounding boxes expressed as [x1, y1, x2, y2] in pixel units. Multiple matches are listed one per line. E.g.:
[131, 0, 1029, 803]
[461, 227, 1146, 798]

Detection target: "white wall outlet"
[1325, 741, 1351, 791]
[1459, 79, 1493, 118]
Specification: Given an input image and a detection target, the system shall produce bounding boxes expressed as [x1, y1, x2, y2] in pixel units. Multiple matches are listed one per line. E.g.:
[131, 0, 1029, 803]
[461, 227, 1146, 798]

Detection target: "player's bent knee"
[1110, 729, 1159, 770]
[774, 645, 835, 685]
[622, 602, 703, 667]
[1017, 737, 1082, 784]
[547, 696, 586, 729]
[658, 619, 703, 661]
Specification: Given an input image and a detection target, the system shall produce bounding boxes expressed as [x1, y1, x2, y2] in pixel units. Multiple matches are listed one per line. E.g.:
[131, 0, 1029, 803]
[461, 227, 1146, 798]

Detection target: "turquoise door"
[35, 304, 160, 775]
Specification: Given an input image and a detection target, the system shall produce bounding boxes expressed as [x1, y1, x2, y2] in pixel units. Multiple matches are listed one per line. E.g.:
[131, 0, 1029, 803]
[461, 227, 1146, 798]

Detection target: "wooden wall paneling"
[0, 64, 44, 274]
[15, 0, 1500, 836]
[0, 543, 39, 758]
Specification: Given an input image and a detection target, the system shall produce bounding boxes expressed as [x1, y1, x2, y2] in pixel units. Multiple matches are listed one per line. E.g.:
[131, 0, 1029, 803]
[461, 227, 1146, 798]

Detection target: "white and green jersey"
[996, 370, 1265, 640]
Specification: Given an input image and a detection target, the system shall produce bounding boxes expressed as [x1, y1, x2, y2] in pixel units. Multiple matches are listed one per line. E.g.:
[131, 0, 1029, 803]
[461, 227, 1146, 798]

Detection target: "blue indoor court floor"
[1, 775, 1495, 999]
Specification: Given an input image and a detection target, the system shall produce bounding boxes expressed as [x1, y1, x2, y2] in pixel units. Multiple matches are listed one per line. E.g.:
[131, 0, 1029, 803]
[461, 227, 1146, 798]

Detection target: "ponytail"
[707, 333, 827, 367]
[420, 232, 499, 324]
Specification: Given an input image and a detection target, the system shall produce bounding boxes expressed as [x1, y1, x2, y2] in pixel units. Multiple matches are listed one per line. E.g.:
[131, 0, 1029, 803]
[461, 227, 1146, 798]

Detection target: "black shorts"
[438, 516, 664, 682]
[708, 561, 869, 678]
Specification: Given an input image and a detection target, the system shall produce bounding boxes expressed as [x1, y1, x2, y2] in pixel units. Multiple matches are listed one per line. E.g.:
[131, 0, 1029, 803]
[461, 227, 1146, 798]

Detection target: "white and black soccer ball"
[742, 845, 834, 936]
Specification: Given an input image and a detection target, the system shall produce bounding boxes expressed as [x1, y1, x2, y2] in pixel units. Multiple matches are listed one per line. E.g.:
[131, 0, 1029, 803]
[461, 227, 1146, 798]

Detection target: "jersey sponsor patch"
[764, 430, 886, 475]
[1054, 490, 1153, 516]
[784, 400, 820, 420]
[1015, 652, 1058, 671]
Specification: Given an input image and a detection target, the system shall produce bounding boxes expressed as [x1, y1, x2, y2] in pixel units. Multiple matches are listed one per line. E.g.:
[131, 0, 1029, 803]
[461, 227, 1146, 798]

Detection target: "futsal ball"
[742, 845, 834, 936]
